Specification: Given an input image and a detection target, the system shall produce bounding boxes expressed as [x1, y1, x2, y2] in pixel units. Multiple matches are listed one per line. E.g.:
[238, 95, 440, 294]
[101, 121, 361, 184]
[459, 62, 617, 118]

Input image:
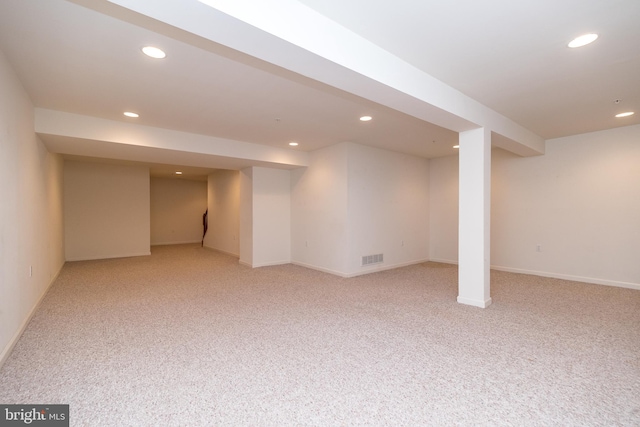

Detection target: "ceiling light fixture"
[289, 142, 299, 146]
[123, 112, 139, 118]
[175, 171, 183, 175]
[360, 116, 372, 122]
[142, 46, 166, 59]
[453, 145, 460, 149]
[615, 112, 634, 118]
[568, 33, 598, 48]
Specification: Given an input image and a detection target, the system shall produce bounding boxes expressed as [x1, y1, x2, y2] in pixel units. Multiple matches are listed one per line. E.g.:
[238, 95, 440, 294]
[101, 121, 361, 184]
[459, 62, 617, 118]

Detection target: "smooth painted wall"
[239, 168, 253, 264]
[150, 177, 207, 246]
[64, 161, 150, 261]
[429, 124, 640, 288]
[0, 50, 65, 365]
[251, 167, 291, 267]
[345, 143, 429, 275]
[291, 143, 349, 275]
[204, 170, 240, 256]
[292, 142, 429, 277]
[428, 154, 459, 263]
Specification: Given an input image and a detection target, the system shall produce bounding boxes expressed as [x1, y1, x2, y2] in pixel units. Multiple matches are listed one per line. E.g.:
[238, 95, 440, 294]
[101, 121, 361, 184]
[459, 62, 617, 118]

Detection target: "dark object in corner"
[202, 209, 208, 246]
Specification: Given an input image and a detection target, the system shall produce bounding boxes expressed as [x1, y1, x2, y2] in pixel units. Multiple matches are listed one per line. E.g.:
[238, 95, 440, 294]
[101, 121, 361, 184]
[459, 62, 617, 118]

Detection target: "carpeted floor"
[1, 244, 639, 426]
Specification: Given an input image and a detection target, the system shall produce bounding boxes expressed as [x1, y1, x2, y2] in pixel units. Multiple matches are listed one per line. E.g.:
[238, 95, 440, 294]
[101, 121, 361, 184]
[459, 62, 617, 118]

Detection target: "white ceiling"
[297, 0, 640, 139]
[0, 0, 638, 179]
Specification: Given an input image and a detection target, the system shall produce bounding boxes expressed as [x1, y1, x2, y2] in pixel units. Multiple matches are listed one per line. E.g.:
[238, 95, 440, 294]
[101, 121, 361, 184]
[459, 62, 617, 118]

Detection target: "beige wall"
[150, 178, 207, 246]
[429, 124, 640, 288]
[204, 170, 240, 256]
[64, 161, 150, 261]
[0, 51, 65, 365]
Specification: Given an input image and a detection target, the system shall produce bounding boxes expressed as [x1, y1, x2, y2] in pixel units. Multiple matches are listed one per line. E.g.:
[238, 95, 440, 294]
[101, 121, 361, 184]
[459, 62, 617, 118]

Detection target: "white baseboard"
[428, 258, 458, 265]
[425, 258, 639, 291]
[241, 260, 291, 268]
[344, 258, 430, 278]
[151, 240, 201, 246]
[290, 261, 347, 277]
[457, 296, 493, 308]
[0, 265, 64, 369]
[490, 265, 640, 291]
[291, 258, 430, 278]
[66, 251, 151, 262]
[202, 245, 239, 258]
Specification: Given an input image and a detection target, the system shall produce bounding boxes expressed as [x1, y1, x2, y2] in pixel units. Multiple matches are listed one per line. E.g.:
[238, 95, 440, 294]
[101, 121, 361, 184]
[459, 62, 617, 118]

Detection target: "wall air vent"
[362, 253, 383, 266]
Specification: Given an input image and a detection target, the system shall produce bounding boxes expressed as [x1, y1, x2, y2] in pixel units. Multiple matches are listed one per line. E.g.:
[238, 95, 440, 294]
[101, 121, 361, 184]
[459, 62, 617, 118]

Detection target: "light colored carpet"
[1, 244, 638, 426]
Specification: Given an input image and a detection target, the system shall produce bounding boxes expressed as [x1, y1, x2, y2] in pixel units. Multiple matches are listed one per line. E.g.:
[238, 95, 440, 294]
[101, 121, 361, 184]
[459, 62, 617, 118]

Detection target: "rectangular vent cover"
[362, 253, 383, 266]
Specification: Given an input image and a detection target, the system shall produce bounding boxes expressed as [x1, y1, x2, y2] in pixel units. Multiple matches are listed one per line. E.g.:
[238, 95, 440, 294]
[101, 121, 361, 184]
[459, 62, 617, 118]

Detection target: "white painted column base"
[458, 127, 492, 308]
[457, 295, 492, 309]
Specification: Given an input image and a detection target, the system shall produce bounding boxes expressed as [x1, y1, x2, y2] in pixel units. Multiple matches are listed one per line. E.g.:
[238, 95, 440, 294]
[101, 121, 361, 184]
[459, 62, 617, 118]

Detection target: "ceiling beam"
[35, 109, 309, 170]
[101, 0, 545, 156]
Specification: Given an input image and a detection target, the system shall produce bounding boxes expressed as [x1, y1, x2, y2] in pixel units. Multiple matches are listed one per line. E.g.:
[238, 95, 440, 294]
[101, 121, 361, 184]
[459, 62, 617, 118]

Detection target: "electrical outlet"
[536, 244, 542, 252]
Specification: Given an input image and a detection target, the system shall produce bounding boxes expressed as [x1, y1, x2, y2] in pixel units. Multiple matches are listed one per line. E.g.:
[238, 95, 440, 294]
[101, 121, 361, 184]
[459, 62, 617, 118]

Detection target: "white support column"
[458, 127, 492, 308]
[238, 167, 253, 267]
[238, 167, 292, 268]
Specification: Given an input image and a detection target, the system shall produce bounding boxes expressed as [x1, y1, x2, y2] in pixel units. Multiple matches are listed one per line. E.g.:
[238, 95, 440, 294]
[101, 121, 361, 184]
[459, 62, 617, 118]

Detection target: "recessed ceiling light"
[142, 46, 166, 59]
[615, 112, 635, 118]
[289, 142, 299, 146]
[123, 112, 139, 118]
[453, 145, 460, 149]
[360, 116, 372, 122]
[175, 171, 183, 175]
[568, 33, 598, 48]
